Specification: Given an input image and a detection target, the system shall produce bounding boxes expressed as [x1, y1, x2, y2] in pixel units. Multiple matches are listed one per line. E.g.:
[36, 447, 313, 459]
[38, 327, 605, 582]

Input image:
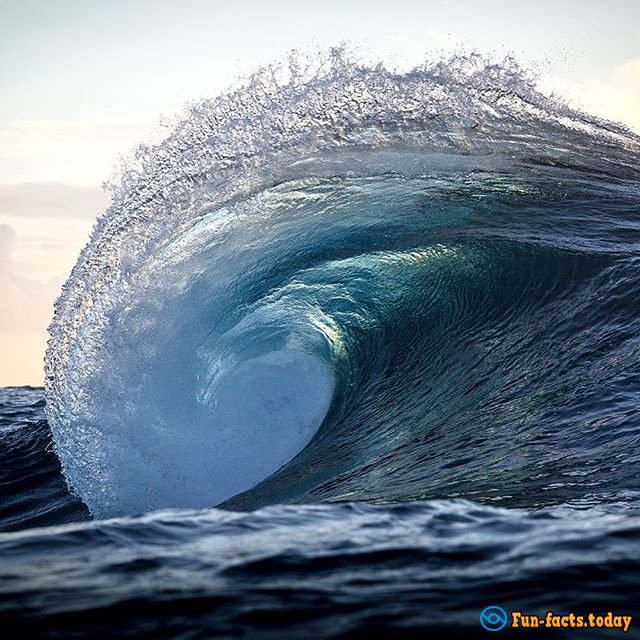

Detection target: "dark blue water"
[1, 387, 639, 638]
[2, 53, 640, 637]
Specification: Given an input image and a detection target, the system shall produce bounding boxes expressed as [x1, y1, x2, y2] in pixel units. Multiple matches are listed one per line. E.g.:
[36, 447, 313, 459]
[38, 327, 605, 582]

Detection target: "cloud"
[0, 223, 16, 267]
[0, 266, 57, 386]
[0, 183, 109, 219]
[0, 186, 100, 385]
[542, 58, 640, 135]
[0, 220, 62, 385]
[0, 116, 159, 184]
[0, 222, 51, 331]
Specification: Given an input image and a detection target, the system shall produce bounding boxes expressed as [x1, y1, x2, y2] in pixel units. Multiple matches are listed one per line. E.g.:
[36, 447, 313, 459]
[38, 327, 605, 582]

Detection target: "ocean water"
[2, 52, 640, 637]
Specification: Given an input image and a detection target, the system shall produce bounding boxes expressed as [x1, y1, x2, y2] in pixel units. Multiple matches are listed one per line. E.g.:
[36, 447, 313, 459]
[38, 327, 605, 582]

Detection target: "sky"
[1, 0, 639, 386]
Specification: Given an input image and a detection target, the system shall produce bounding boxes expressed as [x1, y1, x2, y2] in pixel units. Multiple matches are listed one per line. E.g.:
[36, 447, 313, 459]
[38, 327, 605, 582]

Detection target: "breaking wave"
[44, 50, 640, 519]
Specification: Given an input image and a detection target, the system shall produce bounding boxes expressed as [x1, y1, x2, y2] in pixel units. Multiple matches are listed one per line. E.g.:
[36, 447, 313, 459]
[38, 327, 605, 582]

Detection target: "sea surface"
[1, 52, 640, 637]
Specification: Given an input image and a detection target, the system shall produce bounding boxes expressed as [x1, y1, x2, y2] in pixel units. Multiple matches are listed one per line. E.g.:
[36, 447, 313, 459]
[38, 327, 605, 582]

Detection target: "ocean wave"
[44, 50, 640, 518]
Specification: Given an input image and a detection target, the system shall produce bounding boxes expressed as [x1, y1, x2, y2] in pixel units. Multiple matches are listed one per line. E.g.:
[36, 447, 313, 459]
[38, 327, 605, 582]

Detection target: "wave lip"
[44, 50, 640, 518]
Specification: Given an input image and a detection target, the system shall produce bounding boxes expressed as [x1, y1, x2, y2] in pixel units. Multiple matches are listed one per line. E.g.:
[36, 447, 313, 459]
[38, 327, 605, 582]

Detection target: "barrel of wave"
[60, 347, 335, 518]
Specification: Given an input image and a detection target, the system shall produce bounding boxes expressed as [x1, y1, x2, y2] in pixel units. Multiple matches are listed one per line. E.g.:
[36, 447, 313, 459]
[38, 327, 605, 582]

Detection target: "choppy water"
[2, 52, 640, 637]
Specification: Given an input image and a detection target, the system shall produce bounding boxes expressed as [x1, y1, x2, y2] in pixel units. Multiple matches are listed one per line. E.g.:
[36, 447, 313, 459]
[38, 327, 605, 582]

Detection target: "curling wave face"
[44, 51, 640, 518]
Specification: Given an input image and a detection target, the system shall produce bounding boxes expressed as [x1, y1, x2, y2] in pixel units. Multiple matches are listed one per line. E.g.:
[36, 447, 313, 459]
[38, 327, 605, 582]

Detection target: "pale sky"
[1, 0, 639, 386]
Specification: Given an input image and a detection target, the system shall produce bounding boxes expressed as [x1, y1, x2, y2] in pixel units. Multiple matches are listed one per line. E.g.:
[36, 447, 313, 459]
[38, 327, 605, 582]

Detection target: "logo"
[480, 606, 508, 631]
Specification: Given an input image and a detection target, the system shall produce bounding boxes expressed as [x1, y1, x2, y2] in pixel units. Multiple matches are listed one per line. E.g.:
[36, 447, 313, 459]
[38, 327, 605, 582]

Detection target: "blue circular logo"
[480, 606, 508, 631]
